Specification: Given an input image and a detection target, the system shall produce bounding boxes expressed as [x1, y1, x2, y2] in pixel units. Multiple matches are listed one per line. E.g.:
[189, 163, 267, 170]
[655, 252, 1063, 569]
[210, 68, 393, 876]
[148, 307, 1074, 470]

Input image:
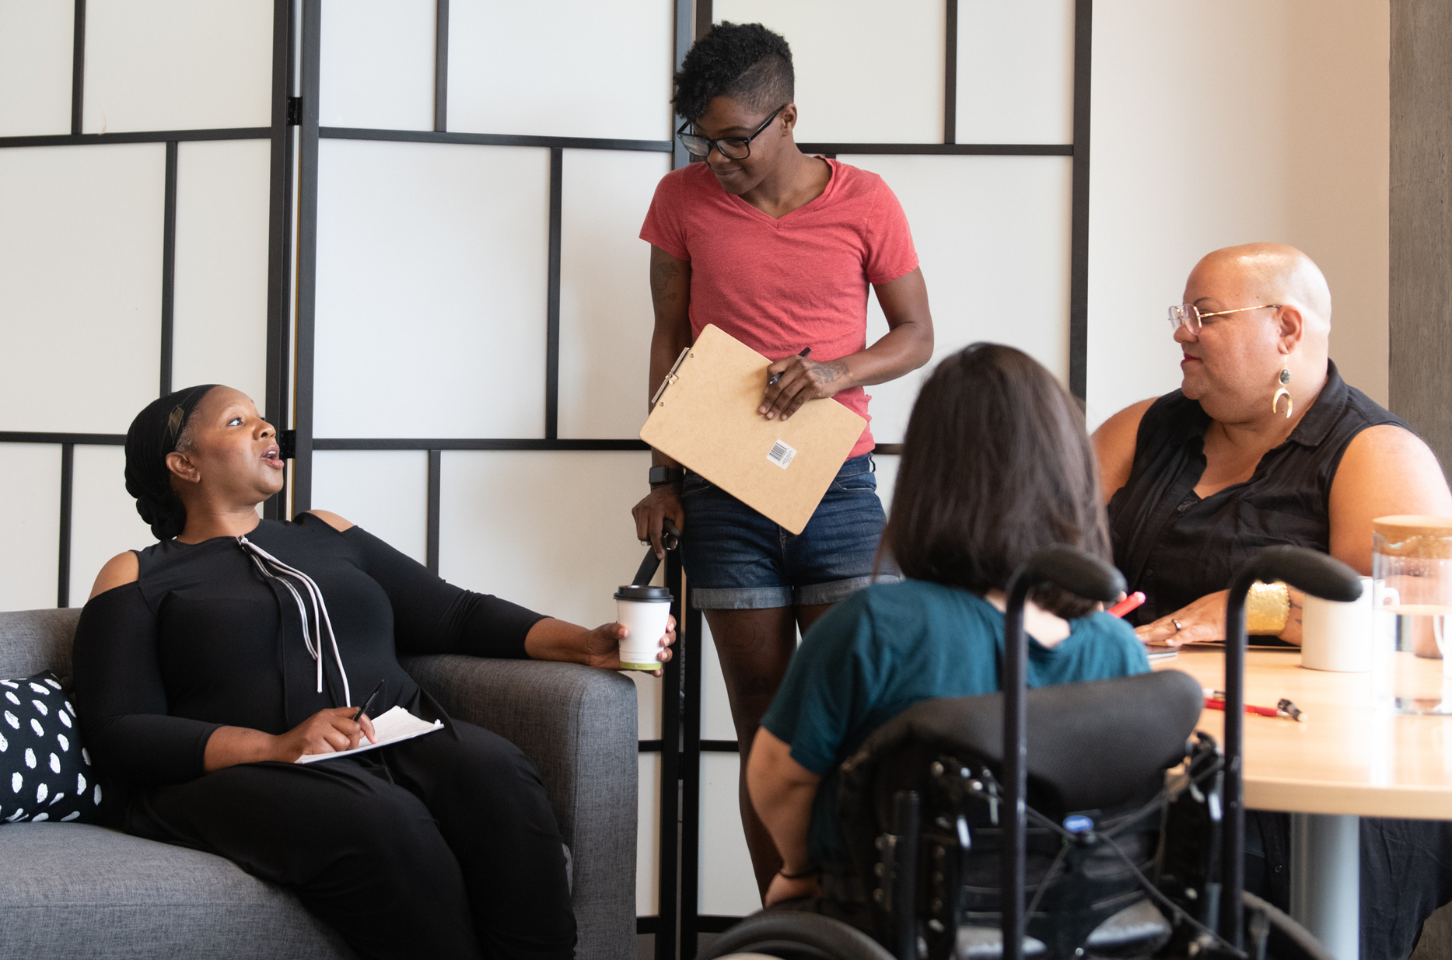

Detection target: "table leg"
[1290, 813, 1360, 960]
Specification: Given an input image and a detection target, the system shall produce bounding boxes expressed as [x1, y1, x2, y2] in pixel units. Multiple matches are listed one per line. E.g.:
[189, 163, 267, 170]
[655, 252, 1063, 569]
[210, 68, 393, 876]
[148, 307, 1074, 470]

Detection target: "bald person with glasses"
[1094, 243, 1447, 647]
[1093, 241, 1451, 960]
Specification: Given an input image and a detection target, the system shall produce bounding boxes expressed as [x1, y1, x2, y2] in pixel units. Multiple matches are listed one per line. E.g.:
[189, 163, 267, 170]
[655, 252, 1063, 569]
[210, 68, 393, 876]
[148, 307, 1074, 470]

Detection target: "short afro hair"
[672, 22, 794, 122]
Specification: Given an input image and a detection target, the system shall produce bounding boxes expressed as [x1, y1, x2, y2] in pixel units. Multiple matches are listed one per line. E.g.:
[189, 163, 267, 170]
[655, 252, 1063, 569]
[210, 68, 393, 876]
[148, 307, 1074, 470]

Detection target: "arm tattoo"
[814, 360, 849, 386]
[650, 259, 680, 304]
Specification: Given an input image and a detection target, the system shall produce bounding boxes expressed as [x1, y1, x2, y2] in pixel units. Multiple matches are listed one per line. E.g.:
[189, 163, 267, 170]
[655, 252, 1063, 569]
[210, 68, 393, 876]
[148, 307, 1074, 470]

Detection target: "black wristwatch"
[649, 466, 684, 487]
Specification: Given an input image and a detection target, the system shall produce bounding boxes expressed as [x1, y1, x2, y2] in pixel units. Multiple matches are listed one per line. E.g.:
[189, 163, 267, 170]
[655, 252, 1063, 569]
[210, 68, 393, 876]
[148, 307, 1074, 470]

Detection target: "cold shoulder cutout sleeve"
[72, 583, 222, 785]
[339, 523, 548, 659]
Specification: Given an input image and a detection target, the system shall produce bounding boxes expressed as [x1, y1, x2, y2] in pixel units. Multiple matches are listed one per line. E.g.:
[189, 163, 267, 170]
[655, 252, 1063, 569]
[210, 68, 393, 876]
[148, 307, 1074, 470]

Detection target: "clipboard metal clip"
[650, 346, 692, 407]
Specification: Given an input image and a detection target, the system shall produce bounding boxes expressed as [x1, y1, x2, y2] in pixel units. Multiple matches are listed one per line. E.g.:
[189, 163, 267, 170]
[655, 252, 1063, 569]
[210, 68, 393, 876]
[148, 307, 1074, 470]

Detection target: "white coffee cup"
[1302, 576, 1375, 672]
[614, 585, 672, 672]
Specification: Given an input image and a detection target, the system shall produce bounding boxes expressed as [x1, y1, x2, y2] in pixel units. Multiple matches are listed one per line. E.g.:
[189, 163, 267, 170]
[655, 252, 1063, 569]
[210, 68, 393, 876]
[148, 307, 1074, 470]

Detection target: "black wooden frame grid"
[0, 0, 292, 606]
[1, 1, 1092, 955]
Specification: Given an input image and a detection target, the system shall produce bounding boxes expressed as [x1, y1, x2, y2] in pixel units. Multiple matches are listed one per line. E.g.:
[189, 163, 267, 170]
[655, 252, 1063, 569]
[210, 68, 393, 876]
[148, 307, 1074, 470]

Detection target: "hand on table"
[579, 617, 677, 677]
[275, 707, 377, 761]
[1135, 590, 1229, 646]
[764, 871, 822, 908]
[760, 355, 850, 421]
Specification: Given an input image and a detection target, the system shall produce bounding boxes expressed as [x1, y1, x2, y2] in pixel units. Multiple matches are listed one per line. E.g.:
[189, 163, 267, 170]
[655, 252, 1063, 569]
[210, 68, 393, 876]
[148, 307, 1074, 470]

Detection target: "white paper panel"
[1086, 0, 1391, 425]
[447, 0, 672, 140]
[844, 154, 1072, 445]
[438, 450, 651, 627]
[314, 139, 549, 439]
[172, 139, 271, 405]
[713, 0, 944, 144]
[956, 0, 1074, 145]
[310, 451, 429, 564]
[699, 619, 736, 742]
[699, 752, 761, 916]
[0, 143, 163, 434]
[82, 0, 272, 133]
[558, 149, 671, 439]
[0, 0, 73, 137]
[630, 670, 664, 741]
[69, 445, 153, 607]
[320, 0, 435, 131]
[638, 753, 661, 916]
[0, 445, 62, 611]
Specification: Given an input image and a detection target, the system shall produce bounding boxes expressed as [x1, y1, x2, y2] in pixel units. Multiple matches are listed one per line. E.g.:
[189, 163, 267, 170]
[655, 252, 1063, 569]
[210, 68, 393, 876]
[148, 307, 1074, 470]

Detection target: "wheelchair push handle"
[1000, 546, 1127, 960]
[631, 520, 682, 586]
[1219, 546, 1360, 949]
[1008, 543, 1127, 607]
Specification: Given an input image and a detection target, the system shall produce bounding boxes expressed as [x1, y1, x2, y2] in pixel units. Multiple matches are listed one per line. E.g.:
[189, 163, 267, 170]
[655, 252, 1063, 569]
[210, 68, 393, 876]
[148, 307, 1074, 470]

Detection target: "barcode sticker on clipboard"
[767, 439, 797, 469]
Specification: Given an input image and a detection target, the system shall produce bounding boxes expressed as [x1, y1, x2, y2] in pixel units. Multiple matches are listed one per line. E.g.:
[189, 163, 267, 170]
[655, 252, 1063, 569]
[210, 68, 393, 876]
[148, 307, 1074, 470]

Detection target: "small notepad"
[295, 705, 443, 763]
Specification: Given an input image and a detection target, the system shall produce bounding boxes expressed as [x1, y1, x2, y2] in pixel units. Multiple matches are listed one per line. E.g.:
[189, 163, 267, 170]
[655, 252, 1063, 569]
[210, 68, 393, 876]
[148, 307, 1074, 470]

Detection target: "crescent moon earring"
[1273, 366, 1293, 418]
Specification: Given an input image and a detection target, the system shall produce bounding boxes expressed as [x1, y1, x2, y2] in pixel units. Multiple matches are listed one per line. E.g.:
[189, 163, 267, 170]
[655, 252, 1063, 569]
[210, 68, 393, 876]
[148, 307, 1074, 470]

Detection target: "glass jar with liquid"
[1370, 515, 1452, 714]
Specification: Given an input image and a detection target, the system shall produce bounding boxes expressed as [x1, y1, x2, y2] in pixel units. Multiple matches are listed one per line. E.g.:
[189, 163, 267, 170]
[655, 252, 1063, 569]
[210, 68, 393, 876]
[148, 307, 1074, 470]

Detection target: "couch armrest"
[400, 655, 637, 960]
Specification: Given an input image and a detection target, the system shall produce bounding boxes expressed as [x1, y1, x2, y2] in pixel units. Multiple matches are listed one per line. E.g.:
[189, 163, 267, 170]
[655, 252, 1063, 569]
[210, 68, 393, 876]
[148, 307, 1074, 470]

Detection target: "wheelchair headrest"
[840, 670, 1205, 819]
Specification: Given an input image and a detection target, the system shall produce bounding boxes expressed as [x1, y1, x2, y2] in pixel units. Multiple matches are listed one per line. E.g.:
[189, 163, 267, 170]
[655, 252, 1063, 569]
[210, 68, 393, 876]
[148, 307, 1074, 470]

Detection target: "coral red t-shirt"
[639, 158, 919, 458]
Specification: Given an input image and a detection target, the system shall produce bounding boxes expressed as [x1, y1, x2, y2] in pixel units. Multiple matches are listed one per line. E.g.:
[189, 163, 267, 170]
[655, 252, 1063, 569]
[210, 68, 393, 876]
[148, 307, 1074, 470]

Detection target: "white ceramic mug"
[614, 585, 672, 671]
[1302, 576, 1375, 672]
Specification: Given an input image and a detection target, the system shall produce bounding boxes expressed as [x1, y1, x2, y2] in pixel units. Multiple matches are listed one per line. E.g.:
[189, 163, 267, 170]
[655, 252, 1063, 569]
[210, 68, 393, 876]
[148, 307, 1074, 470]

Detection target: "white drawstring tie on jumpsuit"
[237, 535, 351, 704]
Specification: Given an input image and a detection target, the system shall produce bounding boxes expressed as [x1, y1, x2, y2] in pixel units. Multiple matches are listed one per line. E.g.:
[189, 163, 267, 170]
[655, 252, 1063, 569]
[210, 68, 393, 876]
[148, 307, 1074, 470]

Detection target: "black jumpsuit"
[72, 513, 576, 960]
[1107, 361, 1450, 960]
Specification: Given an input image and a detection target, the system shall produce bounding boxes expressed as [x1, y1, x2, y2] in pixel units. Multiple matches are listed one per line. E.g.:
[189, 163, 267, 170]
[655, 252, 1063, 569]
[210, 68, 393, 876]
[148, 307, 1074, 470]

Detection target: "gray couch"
[0, 608, 639, 960]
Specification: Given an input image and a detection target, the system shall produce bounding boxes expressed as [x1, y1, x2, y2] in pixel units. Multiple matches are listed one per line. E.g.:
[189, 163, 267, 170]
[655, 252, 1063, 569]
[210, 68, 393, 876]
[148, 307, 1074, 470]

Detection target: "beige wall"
[1086, 0, 1391, 429]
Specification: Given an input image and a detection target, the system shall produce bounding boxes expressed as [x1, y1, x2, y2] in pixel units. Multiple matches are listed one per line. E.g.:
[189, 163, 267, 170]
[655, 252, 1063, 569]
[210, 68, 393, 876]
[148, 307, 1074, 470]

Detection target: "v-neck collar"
[726, 156, 837, 225]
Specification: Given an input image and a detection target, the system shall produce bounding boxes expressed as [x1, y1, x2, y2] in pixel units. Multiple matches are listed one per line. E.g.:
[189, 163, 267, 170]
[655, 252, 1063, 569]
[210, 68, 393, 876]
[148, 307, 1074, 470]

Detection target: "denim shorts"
[680, 453, 894, 610]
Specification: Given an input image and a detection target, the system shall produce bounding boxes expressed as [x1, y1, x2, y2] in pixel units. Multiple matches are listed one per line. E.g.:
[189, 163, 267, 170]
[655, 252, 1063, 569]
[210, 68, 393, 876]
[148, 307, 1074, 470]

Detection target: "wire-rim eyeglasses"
[1168, 302, 1282, 334]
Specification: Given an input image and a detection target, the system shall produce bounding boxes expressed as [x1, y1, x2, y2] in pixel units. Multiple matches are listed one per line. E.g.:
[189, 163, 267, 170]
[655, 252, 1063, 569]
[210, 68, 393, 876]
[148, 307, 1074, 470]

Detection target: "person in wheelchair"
[746, 343, 1151, 914]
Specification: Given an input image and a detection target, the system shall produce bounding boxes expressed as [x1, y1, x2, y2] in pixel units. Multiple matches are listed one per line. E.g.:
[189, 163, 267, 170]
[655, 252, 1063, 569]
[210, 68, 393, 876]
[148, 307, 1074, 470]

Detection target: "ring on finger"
[1171, 618, 1183, 633]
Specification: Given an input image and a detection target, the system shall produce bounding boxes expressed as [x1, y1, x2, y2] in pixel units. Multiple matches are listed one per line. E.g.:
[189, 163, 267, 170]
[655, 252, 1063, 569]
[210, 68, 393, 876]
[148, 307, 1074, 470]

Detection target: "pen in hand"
[352, 679, 384, 723]
[767, 347, 812, 386]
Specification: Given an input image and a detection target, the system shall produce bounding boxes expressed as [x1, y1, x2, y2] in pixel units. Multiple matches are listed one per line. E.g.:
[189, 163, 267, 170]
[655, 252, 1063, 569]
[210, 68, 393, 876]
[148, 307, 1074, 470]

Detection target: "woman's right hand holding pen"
[203, 708, 378, 771]
[277, 707, 378, 761]
[760, 350, 849, 422]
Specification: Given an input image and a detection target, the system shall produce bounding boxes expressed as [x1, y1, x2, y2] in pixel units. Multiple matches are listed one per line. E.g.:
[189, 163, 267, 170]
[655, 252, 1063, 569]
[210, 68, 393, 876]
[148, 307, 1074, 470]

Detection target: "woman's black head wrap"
[124, 385, 219, 541]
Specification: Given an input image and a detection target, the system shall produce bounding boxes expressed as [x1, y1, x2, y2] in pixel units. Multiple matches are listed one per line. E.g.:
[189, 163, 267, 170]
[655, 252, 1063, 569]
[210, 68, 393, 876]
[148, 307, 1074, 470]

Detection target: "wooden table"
[1154, 647, 1451, 959]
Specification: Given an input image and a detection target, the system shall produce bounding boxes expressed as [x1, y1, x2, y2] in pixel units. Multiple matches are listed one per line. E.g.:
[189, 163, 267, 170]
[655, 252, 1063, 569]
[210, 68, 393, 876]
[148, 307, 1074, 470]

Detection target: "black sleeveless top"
[1107, 361, 1408, 626]
[72, 514, 545, 787]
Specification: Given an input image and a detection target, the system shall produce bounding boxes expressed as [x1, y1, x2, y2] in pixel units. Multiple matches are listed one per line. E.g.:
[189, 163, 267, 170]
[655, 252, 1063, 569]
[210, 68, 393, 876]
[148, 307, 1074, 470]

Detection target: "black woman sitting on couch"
[744, 344, 1150, 911]
[72, 384, 675, 960]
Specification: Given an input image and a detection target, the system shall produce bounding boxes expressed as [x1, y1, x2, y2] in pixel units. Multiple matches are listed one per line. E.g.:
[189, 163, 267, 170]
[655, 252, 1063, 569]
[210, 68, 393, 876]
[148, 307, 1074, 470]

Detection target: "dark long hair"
[880, 343, 1111, 618]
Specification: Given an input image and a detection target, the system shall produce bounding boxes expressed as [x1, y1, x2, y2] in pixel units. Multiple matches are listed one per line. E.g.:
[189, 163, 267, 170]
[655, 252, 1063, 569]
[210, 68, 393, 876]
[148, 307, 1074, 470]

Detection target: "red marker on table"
[1202, 689, 1306, 722]
[1108, 591, 1146, 618]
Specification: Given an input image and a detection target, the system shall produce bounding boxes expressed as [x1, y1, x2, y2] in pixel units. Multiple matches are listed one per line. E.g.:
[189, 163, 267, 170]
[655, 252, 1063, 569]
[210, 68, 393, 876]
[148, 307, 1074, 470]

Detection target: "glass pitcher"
[1370, 515, 1452, 714]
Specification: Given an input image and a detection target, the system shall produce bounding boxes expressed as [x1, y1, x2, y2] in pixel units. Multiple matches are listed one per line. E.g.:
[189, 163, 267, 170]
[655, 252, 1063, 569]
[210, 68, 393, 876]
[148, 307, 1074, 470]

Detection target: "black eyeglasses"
[676, 105, 786, 160]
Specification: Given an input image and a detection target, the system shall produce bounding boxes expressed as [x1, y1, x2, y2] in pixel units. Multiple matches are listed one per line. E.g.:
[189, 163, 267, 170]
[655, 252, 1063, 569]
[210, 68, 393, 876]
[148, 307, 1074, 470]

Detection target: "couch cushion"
[0, 609, 81, 681]
[0, 822, 357, 960]
[0, 671, 101, 824]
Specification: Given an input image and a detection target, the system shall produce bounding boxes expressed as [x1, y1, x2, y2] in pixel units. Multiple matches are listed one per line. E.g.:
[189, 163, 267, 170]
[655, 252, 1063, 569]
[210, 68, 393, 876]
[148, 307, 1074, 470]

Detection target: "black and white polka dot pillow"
[0, 672, 101, 824]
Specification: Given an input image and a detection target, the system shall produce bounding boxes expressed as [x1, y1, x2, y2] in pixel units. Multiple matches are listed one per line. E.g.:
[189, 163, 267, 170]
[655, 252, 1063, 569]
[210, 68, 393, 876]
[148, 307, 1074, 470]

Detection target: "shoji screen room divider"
[0, 1, 1087, 956]
[0, 0, 290, 610]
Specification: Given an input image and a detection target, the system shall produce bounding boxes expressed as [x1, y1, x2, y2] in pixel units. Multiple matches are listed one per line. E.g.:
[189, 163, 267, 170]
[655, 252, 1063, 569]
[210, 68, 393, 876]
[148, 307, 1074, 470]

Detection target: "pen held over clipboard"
[766, 347, 812, 386]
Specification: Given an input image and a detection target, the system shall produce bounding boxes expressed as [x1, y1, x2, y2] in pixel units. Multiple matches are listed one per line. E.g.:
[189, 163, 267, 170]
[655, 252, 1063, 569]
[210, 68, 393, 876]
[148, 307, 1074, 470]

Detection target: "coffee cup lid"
[615, 585, 673, 601]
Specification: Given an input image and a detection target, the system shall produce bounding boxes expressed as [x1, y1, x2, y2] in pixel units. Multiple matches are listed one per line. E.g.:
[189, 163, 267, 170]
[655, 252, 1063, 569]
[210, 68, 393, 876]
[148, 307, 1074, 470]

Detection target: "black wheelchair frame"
[705, 544, 1361, 960]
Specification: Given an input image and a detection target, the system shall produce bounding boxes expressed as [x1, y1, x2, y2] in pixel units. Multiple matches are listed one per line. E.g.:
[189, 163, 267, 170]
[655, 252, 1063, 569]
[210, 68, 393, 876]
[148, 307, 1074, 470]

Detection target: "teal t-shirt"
[759, 578, 1150, 864]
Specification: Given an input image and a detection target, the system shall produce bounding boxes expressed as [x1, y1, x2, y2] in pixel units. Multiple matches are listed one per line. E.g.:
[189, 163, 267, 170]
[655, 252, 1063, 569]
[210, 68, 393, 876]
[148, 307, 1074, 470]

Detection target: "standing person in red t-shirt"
[631, 22, 934, 897]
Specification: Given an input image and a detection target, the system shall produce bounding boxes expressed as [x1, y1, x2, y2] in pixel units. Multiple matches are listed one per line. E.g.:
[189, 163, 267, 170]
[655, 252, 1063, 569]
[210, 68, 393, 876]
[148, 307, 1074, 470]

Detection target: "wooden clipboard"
[639, 325, 867, 535]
